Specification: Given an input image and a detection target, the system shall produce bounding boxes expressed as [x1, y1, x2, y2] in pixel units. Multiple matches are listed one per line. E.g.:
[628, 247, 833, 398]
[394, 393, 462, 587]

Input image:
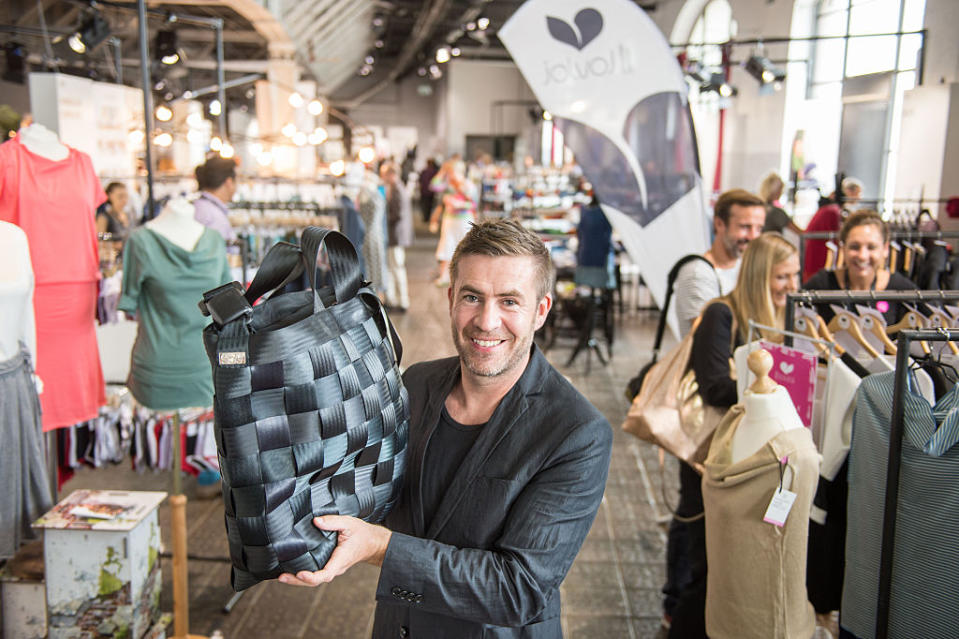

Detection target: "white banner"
[500, 0, 711, 337]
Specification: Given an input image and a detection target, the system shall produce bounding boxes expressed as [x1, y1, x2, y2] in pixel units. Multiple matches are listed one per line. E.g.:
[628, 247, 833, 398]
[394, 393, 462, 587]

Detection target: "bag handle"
[359, 290, 404, 366]
[299, 226, 363, 308]
[244, 241, 305, 304]
[651, 254, 717, 360]
[242, 227, 363, 309]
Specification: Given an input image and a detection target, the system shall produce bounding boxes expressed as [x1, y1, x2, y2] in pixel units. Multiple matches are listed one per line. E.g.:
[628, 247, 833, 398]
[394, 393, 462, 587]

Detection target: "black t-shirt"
[421, 406, 485, 528]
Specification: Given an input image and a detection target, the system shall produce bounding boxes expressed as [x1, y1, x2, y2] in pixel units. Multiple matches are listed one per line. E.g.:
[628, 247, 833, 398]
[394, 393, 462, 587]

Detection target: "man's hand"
[277, 515, 392, 587]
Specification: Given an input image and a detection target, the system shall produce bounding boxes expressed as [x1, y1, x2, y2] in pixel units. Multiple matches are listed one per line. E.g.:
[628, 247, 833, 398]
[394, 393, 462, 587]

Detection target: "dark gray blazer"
[372, 345, 612, 638]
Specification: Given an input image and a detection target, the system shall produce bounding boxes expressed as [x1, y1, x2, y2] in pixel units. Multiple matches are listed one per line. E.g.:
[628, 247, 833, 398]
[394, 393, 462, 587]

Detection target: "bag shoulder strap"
[651, 254, 717, 358]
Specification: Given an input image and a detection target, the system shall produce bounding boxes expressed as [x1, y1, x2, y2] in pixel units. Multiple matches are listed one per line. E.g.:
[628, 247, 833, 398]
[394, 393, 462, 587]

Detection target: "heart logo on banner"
[546, 8, 603, 50]
[779, 362, 795, 375]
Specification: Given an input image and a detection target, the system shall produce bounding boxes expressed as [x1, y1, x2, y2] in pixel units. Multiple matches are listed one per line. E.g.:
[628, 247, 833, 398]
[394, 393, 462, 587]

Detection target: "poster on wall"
[28, 73, 140, 179]
[500, 0, 711, 337]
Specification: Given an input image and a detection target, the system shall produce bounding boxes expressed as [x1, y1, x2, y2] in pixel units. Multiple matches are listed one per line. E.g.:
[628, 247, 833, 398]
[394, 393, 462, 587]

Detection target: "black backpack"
[625, 254, 716, 400]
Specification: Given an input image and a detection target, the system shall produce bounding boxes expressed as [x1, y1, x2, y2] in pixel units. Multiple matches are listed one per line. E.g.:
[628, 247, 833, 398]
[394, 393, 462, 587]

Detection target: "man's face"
[448, 255, 552, 380]
[715, 204, 765, 258]
[224, 176, 237, 202]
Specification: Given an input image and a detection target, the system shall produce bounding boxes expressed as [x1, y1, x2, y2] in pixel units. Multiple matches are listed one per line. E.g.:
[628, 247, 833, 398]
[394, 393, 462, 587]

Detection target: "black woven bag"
[199, 227, 409, 591]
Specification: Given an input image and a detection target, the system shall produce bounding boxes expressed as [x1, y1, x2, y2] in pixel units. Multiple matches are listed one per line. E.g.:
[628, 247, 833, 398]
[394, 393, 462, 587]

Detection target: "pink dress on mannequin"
[0, 136, 107, 430]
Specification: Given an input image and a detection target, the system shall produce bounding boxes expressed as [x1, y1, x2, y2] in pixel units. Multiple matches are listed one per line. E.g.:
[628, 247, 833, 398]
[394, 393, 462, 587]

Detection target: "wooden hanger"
[889, 241, 900, 271]
[886, 306, 931, 355]
[828, 308, 881, 359]
[928, 308, 959, 356]
[835, 248, 845, 270]
[902, 243, 914, 274]
[795, 315, 840, 359]
[857, 311, 898, 355]
[825, 241, 838, 271]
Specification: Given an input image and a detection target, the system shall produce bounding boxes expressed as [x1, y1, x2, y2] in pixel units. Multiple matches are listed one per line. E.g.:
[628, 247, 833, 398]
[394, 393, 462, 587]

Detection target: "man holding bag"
[280, 219, 613, 638]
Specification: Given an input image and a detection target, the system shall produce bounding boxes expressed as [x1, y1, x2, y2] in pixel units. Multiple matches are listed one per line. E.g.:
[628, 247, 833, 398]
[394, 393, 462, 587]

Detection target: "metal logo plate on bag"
[219, 352, 247, 366]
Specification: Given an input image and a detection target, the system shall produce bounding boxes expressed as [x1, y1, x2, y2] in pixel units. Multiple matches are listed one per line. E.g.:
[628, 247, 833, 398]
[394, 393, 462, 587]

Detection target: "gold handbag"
[622, 305, 734, 469]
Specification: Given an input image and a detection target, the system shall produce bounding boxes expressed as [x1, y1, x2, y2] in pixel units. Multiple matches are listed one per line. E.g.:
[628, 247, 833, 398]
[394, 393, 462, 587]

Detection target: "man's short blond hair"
[450, 219, 554, 300]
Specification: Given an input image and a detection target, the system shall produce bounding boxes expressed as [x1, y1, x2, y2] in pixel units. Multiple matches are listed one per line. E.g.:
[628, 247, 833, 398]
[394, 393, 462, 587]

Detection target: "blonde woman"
[667, 232, 799, 638]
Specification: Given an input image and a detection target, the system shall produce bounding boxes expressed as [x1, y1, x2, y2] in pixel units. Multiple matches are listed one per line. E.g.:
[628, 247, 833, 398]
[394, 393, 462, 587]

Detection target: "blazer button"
[391, 587, 402, 597]
[399, 626, 409, 638]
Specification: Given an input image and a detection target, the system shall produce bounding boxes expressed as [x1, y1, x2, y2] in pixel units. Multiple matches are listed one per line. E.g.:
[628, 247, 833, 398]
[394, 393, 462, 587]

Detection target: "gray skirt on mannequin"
[0, 346, 52, 560]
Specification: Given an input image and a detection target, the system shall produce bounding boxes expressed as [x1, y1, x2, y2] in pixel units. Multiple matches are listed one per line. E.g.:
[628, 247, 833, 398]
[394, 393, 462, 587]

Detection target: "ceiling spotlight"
[374, 39, 384, 49]
[365, 55, 375, 65]
[372, 15, 384, 28]
[542, 110, 552, 121]
[257, 151, 273, 166]
[417, 67, 427, 76]
[69, 11, 111, 55]
[68, 33, 86, 54]
[153, 131, 173, 147]
[128, 130, 145, 144]
[451, 47, 461, 57]
[210, 136, 223, 151]
[182, 90, 193, 99]
[245, 88, 255, 99]
[745, 55, 785, 86]
[307, 99, 324, 115]
[465, 21, 476, 31]
[155, 30, 179, 65]
[220, 142, 235, 158]
[288, 92, 304, 108]
[700, 72, 738, 98]
[186, 112, 204, 127]
[281, 122, 297, 138]
[155, 105, 173, 122]
[358, 146, 376, 164]
[293, 131, 307, 146]
[477, 17, 490, 30]
[329, 159, 345, 177]
[209, 99, 222, 116]
[311, 127, 328, 144]
[186, 129, 204, 144]
[429, 64, 442, 79]
[435, 47, 451, 64]
[359, 65, 372, 76]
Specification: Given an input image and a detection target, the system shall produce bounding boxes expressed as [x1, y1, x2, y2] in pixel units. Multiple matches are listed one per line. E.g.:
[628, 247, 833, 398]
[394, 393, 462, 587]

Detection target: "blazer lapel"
[424, 391, 530, 539]
[423, 346, 548, 539]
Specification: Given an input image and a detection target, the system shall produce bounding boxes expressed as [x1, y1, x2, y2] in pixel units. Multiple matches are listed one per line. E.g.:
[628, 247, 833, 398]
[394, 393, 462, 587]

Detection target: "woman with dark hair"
[803, 210, 915, 324]
[95, 182, 131, 240]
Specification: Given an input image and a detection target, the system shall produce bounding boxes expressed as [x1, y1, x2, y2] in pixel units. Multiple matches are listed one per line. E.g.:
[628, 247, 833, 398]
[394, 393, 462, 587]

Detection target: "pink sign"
[759, 341, 817, 428]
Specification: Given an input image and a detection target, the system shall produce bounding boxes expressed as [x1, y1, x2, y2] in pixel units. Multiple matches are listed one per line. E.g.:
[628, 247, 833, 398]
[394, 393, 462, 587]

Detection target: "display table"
[33, 490, 167, 639]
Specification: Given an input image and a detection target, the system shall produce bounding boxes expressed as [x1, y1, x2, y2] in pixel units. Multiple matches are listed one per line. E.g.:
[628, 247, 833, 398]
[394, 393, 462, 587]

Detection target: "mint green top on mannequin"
[118, 227, 231, 410]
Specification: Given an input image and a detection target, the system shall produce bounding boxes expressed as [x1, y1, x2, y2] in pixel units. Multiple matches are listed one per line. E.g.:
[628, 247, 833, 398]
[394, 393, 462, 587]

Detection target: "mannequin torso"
[17, 124, 69, 161]
[730, 350, 805, 466]
[146, 198, 205, 251]
[0, 221, 37, 361]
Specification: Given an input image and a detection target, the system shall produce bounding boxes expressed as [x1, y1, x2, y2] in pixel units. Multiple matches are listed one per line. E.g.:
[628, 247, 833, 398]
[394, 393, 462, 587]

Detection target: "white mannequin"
[17, 123, 69, 161]
[146, 197, 205, 251]
[731, 349, 805, 468]
[0, 221, 37, 360]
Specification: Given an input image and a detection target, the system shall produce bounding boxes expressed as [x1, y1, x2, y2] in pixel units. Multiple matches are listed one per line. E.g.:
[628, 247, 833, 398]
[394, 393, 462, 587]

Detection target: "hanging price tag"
[763, 487, 797, 527]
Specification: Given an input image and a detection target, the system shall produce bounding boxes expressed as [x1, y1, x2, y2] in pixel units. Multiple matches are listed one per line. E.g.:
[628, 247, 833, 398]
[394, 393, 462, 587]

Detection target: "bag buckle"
[199, 281, 253, 327]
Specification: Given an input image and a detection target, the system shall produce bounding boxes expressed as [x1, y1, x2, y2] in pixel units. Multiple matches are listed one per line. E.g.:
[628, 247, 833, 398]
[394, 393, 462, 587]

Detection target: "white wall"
[346, 74, 445, 161]
[443, 59, 538, 158]
[922, 0, 959, 85]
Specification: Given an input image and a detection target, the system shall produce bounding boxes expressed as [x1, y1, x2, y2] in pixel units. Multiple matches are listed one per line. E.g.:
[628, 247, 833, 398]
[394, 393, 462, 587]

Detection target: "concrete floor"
[58, 229, 681, 638]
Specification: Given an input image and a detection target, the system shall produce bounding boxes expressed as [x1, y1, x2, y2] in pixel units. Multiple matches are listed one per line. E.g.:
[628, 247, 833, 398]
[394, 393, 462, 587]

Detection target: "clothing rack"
[877, 328, 959, 639]
[783, 290, 959, 342]
[798, 230, 959, 278]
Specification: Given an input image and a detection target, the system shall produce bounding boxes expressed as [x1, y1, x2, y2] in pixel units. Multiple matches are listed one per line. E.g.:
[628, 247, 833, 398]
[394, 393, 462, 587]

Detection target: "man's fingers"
[312, 515, 352, 532]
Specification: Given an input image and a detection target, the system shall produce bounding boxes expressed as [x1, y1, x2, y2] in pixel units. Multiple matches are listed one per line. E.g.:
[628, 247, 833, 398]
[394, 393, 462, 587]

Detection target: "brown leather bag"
[622, 304, 735, 469]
